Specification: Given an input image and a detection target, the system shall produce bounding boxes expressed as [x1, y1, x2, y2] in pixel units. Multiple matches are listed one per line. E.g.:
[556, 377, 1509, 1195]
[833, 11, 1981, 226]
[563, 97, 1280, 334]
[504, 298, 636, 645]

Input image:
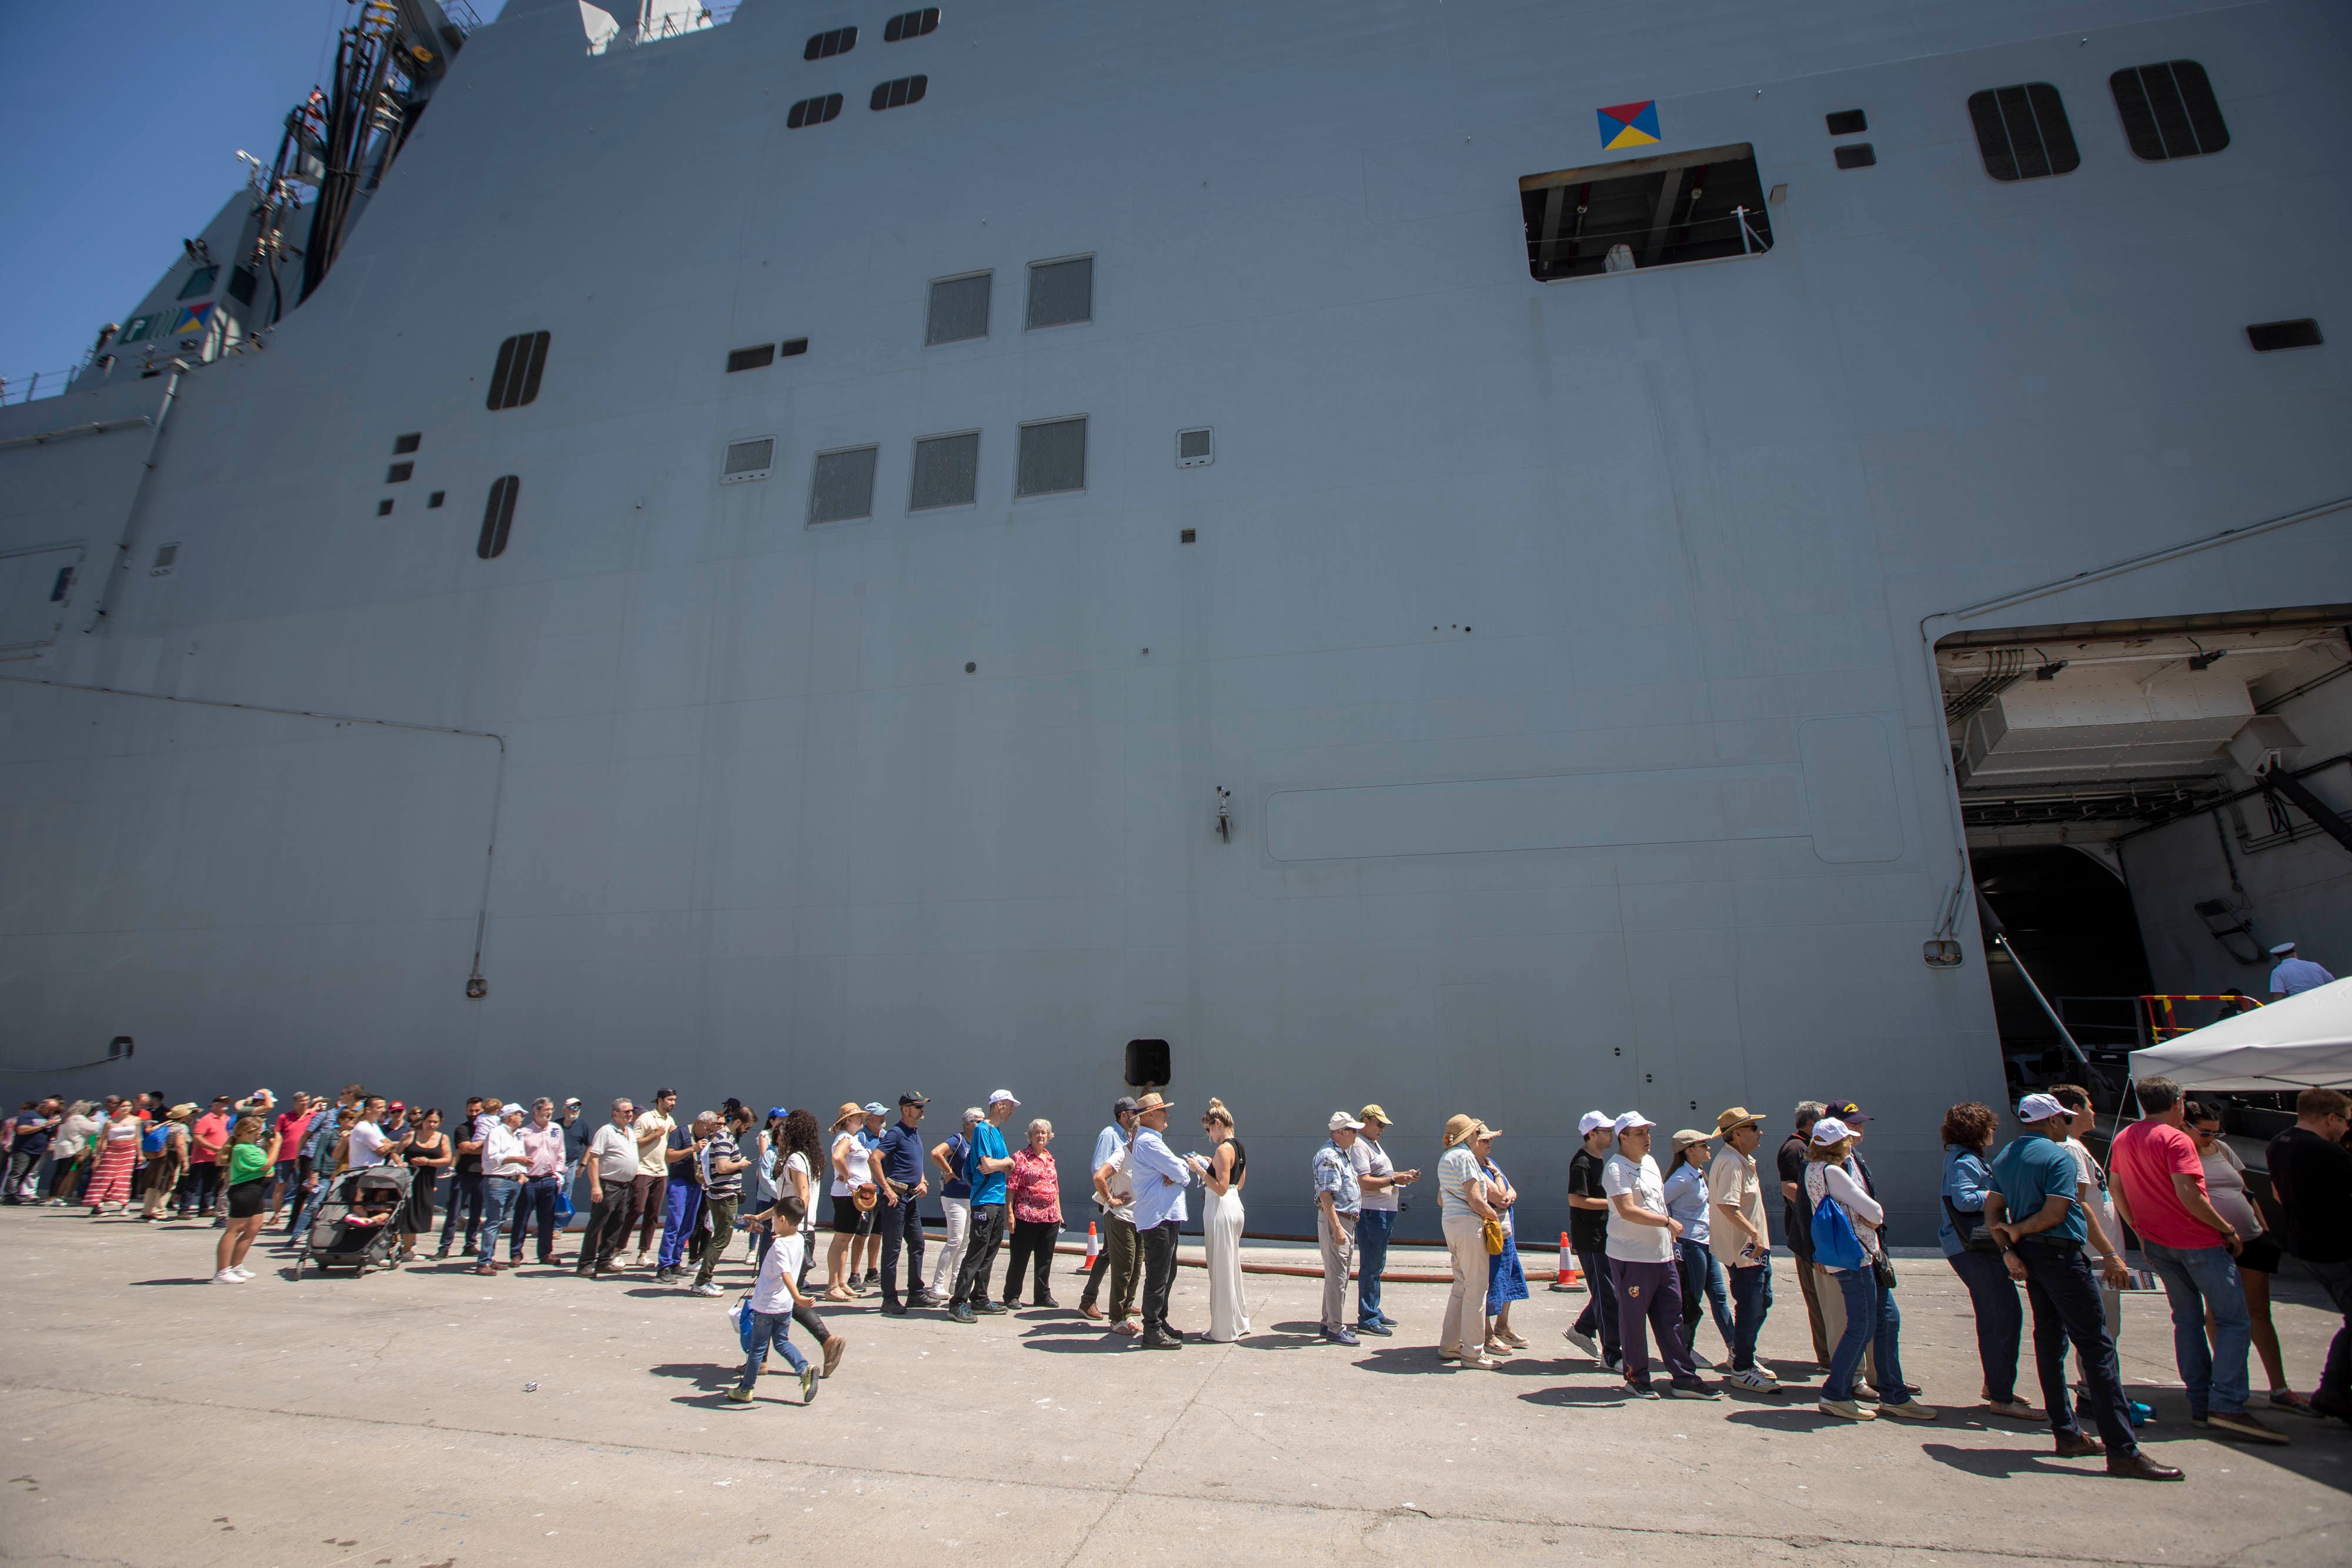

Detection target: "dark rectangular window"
[477, 476, 519, 559]
[1124, 1038, 1170, 1089]
[177, 266, 218, 301]
[227, 266, 258, 306]
[727, 343, 776, 372]
[870, 75, 927, 111]
[427, 490, 445, 509]
[884, 7, 940, 42]
[376, 499, 393, 517]
[1967, 83, 2079, 182]
[1518, 142, 1773, 282]
[804, 25, 856, 60]
[393, 432, 422, 454]
[386, 462, 414, 483]
[779, 337, 808, 357]
[486, 331, 550, 410]
[2112, 61, 2228, 161]
[1834, 143, 1876, 169]
[787, 93, 844, 129]
[1026, 256, 1093, 329]
[810, 446, 878, 524]
[2246, 319, 2322, 353]
[910, 432, 980, 510]
[1825, 109, 1867, 136]
[1015, 417, 1087, 497]
[926, 272, 991, 345]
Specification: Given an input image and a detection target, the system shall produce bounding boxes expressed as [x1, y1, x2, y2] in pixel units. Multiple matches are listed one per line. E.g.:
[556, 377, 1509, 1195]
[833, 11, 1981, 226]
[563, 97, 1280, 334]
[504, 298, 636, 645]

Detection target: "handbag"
[1481, 1216, 1506, 1255]
[1871, 1253, 1898, 1289]
[731, 1293, 757, 1352]
[1943, 1194, 1999, 1255]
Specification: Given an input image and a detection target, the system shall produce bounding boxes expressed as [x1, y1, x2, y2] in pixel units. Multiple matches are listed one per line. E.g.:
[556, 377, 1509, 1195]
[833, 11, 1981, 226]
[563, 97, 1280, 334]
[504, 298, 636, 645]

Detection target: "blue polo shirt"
[1989, 1133, 2086, 1246]
[876, 1120, 925, 1186]
[967, 1120, 1010, 1206]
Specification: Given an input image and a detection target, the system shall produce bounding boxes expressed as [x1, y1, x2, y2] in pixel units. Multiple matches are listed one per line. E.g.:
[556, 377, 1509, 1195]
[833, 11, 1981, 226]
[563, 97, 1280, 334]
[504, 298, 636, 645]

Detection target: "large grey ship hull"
[5, 0, 2349, 1239]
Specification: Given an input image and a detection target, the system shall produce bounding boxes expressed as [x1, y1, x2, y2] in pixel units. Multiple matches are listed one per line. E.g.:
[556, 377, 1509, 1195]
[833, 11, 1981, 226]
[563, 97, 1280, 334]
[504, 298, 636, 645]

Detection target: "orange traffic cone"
[1552, 1232, 1582, 1290]
[1077, 1219, 1100, 1273]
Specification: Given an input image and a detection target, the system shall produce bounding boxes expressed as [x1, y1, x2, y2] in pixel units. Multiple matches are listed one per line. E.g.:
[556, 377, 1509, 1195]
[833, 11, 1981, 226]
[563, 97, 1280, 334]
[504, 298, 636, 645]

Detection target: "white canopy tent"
[2130, 978, 2352, 1091]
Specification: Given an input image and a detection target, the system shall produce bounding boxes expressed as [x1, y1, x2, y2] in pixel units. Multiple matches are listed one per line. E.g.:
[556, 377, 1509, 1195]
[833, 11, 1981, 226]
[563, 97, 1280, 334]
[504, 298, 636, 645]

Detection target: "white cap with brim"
[1578, 1110, 1612, 1136]
[2016, 1092, 2069, 1124]
[1328, 1111, 1364, 1131]
[2270, 941, 2297, 955]
[1612, 1111, 1655, 1136]
[988, 1089, 1021, 1106]
[1809, 1115, 1852, 1146]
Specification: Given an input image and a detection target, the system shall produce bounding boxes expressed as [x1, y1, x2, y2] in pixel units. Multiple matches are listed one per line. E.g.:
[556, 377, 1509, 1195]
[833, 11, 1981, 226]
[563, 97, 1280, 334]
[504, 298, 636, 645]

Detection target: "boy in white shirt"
[731, 1192, 820, 1406]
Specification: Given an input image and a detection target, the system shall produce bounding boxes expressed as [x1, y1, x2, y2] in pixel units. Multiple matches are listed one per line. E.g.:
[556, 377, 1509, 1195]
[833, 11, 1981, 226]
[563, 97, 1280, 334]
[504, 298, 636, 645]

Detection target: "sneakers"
[726, 1387, 754, 1404]
[861, 1268, 879, 1287]
[1816, 1399, 1875, 1422]
[1625, 1380, 1662, 1400]
[690, 1282, 724, 1297]
[799, 1364, 820, 1404]
[948, 1304, 976, 1323]
[1322, 1326, 1361, 1346]
[908, 1290, 944, 1310]
[1033, 1296, 1062, 1309]
[1726, 1368, 1778, 1393]
[227, 1265, 255, 1281]
[879, 1302, 908, 1316]
[1139, 1332, 1183, 1350]
[634, 1250, 652, 1268]
[2204, 1410, 2290, 1445]
[1876, 1399, 1937, 1422]
[1986, 1398, 2039, 1421]
[1356, 1320, 1394, 1337]
[974, 1301, 1008, 1315]
[1562, 1327, 1599, 1360]
[821, 1337, 847, 1378]
[211, 1269, 242, 1284]
[1664, 1379, 1721, 1399]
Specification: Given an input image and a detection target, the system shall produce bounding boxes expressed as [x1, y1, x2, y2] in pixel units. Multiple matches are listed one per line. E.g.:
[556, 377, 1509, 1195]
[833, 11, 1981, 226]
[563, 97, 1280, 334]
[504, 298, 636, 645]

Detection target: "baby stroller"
[295, 1165, 414, 1279]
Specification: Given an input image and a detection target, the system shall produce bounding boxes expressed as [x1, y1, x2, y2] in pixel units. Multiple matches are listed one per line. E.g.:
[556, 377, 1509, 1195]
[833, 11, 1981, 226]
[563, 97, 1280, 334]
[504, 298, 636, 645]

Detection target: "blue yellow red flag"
[1598, 100, 1661, 150]
[170, 302, 215, 336]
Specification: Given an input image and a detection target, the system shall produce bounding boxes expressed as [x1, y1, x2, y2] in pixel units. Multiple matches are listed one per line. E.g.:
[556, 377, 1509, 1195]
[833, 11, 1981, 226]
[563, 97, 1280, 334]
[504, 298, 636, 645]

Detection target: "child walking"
[731, 1193, 820, 1405]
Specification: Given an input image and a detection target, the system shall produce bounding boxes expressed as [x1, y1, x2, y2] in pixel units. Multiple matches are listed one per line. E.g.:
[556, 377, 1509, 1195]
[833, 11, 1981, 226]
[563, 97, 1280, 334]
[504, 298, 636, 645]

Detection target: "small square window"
[1834, 143, 1876, 169]
[926, 272, 991, 345]
[427, 491, 446, 509]
[1124, 1038, 1171, 1089]
[1026, 256, 1093, 329]
[910, 432, 980, 510]
[1825, 109, 1867, 136]
[1967, 83, 2079, 182]
[392, 432, 421, 454]
[1177, 427, 1213, 467]
[810, 445, 879, 524]
[2246, 319, 2322, 353]
[779, 337, 809, 357]
[149, 543, 181, 577]
[1179, 528, 1197, 544]
[1015, 416, 1087, 497]
[727, 343, 776, 373]
[226, 266, 258, 306]
[387, 461, 414, 483]
[377, 499, 394, 516]
[722, 437, 776, 484]
[177, 265, 218, 301]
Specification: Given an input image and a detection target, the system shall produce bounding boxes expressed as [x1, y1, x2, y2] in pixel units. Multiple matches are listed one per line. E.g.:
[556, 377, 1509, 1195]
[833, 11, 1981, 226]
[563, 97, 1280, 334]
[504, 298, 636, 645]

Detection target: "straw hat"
[830, 1101, 864, 1129]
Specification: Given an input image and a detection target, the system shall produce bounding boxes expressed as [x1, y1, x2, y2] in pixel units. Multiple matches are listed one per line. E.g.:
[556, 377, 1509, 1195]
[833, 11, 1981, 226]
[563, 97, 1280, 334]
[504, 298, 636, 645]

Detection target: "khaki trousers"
[1440, 1214, 1490, 1356]
[1318, 1207, 1357, 1330]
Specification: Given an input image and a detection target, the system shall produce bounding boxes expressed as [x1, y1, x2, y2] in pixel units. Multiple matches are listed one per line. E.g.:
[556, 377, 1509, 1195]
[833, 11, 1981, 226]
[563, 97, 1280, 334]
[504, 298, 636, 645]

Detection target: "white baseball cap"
[1612, 1111, 1655, 1136]
[1328, 1111, 1364, 1131]
[1578, 1110, 1612, 1136]
[988, 1089, 1021, 1106]
[2016, 1092, 2069, 1124]
[1809, 1115, 1852, 1145]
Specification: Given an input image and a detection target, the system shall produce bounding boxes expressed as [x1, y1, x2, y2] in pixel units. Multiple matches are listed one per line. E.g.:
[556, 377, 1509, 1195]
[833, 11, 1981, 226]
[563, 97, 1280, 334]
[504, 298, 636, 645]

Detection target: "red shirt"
[1007, 1146, 1061, 1226]
[275, 1110, 315, 1156]
[189, 1112, 230, 1164]
[2109, 1118, 2217, 1250]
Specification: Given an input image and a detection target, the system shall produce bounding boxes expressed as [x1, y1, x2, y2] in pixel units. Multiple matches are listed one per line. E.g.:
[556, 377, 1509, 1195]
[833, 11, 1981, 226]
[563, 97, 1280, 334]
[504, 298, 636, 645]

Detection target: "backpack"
[1809, 1185, 1867, 1271]
[142, 1126, 168, 1156]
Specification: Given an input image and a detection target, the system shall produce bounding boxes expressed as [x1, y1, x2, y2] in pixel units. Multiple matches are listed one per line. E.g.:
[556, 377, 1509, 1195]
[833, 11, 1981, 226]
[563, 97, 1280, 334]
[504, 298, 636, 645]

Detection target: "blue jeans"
[1726, 1261, 1772, 1372]
[509, 1173, 562, 1262]
[737, 1308, 807, 1389]
[477, 1175, 520, 1259]
[659, 1179, 703, 1271]
[1675, 1238, 1734, 1355]
[1355, 1209, 1395, 1325]
[2142, 1239, 2250, 1417]
[1825, 1267, 1913, 1406]
[1945, 1247, 2023, 1405]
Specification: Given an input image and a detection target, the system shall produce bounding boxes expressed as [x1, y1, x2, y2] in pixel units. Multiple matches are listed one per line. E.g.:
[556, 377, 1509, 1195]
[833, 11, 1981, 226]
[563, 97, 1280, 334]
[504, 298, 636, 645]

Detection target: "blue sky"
[0, 1, 506, 388]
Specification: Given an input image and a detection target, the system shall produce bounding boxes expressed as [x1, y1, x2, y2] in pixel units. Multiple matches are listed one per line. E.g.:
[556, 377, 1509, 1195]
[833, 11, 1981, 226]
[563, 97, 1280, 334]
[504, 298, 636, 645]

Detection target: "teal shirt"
[1989, 1134, 2085, 1246]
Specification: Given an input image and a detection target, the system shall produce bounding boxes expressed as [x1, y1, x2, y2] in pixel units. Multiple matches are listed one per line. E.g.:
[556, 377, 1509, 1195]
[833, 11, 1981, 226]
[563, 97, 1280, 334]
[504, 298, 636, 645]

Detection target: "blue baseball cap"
[766, 1106, 789, 1121]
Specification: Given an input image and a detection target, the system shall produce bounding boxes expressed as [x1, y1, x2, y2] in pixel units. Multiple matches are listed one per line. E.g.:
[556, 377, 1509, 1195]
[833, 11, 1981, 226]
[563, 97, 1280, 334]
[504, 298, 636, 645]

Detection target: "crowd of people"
[6, 1075, 2349, 1466]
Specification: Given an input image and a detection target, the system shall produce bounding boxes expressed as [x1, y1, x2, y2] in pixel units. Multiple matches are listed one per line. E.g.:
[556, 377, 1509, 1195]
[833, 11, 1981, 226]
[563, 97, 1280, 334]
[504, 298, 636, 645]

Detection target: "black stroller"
[295, 1165, 414, 1278]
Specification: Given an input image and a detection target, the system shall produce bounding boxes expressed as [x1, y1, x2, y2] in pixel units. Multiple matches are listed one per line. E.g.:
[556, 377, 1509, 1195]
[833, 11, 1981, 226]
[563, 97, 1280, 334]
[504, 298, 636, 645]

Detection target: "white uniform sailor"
[2267, 941, 2336, 998]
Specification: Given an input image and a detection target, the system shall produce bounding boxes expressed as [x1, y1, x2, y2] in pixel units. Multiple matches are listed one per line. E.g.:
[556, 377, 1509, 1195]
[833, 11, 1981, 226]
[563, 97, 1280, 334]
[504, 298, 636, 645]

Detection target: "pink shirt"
[189, 1112, 229, 1164]
[520, 1122, 566, 1178]
[1007, 1146, 1061, 1226]
[2110, 1118, 2218, 1250]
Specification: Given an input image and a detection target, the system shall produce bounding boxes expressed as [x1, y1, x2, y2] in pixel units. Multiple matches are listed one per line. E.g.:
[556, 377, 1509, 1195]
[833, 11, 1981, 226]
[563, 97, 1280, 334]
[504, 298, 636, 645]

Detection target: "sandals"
[2270, 1388, 2317, 1414]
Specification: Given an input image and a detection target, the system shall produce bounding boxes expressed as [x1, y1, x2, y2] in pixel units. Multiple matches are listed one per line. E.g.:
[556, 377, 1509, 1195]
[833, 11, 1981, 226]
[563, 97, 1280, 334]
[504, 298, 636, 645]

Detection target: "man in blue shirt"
[948, 1089, 1019, 1323]
[1314, 1112, 1365, 1346]
[874, 1092, 933, 1315]
[1078, 1096, 1140, 1322]
[1986, 1094, 2180, 1483]
[1126, 1091, 1197, 1349]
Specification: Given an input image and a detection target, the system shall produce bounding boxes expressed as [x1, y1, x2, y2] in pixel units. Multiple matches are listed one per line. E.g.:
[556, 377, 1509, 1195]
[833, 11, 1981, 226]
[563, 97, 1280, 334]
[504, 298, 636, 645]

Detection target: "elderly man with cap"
[475, 1100, 531, 1276]
[1078, 1095, 1142, 1323]
[509, 1096, 569, 1268]
[948, 1089, 1022, 1323]
[1706, 1106, 1778, 1391]
[1122, 1091, 1197, 1348]
[1562, 1109, 1622, 1369]
[1349, 1104, 1416, 1336]
[1985, 1093, 2181, 1480]
[874, 1092, 934, 1315]
[1606, 1111, 1714, 1398]
[2269, 940, 2336, 998]
[1313, 1111, 1367, 1346]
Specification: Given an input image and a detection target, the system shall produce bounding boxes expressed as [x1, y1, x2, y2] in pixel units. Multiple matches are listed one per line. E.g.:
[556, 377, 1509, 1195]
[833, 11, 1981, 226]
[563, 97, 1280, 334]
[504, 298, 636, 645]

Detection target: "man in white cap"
[947, 1089, 1020, 1322]
[1562, 1110, 1622, 1369]
[1313, 1112, 1365, 1346]
[1985, 1094, 2181, 1481]
[475, 1101, 530, 1276]
[1606, 1111, 1713, 1398]
[2269, 941, 2336, 998]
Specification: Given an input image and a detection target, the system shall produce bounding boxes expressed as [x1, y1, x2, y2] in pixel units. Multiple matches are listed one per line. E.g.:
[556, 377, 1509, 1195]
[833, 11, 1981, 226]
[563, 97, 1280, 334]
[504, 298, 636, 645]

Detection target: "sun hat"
[1715, 1106, 1765, 1134]
[1809, 1116, 1853, 1145]
[1134, 1092, 1171, 1112]
[831, 1101, 863, 1129]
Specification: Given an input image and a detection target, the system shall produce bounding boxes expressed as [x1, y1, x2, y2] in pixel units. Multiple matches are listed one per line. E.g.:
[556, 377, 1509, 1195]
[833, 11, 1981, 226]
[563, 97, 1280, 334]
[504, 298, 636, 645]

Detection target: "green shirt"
[226, 1142, 273, 1186]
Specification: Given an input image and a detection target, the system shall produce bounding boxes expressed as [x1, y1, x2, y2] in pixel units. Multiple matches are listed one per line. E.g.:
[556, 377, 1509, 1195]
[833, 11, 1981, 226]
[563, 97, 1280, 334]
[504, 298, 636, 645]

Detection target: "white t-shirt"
[751, 1230, 806, 1315]
[784, 1151, 816, 1232]
[588, 1122, 639, 1185]
[633, 1110, 674, 1178]
[2197, 1139, 2264, 1238]
[1602, 1152, 1673, 1263]
[2064, 1136, 2117, 1259]
[346, 1120, 387, 1169]
[830, 1132, 871, 1197]
[1351, 1136, 1399, 1213]
[1100, 1140, 1136, 1225]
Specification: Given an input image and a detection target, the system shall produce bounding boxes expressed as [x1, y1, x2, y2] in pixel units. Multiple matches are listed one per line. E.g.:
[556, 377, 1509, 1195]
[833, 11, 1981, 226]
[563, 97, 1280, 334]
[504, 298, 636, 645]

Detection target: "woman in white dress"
[1200, 1099, 1249, 1340]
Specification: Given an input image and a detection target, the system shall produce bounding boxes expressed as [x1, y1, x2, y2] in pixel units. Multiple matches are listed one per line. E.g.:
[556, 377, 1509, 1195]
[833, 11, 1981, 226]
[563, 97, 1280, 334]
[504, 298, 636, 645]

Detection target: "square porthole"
[926, 272, 991, 346]
[810, 444, 879, 524]
[376, 499, 394, 516]
[910, 431, 980, 510]
[1834, 143, 1876, 169]
[1124, 1038, 1171, 1089]
[427, 491, 446, 508]
[1026, 255, 1094, 330]
[721, 437, 776, 484]
[1015, 416, 1087, 497]
[1177, 427, 1213, 467]
[1179, 528, 1197, 544]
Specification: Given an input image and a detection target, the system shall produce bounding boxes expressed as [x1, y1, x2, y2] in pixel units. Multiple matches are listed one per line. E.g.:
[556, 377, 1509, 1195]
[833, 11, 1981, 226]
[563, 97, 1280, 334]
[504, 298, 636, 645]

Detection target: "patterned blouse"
[1008, 1146, 1062, 1226]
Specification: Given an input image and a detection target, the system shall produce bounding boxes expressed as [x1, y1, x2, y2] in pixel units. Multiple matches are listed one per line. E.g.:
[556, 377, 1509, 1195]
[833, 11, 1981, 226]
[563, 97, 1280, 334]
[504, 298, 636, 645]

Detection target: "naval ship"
[4, 0, 2347, 1240]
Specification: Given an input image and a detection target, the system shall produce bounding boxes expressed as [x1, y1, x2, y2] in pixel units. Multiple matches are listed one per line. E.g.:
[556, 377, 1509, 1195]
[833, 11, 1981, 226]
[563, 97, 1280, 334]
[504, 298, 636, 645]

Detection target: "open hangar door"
[1940, 607, 2352, 1096]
